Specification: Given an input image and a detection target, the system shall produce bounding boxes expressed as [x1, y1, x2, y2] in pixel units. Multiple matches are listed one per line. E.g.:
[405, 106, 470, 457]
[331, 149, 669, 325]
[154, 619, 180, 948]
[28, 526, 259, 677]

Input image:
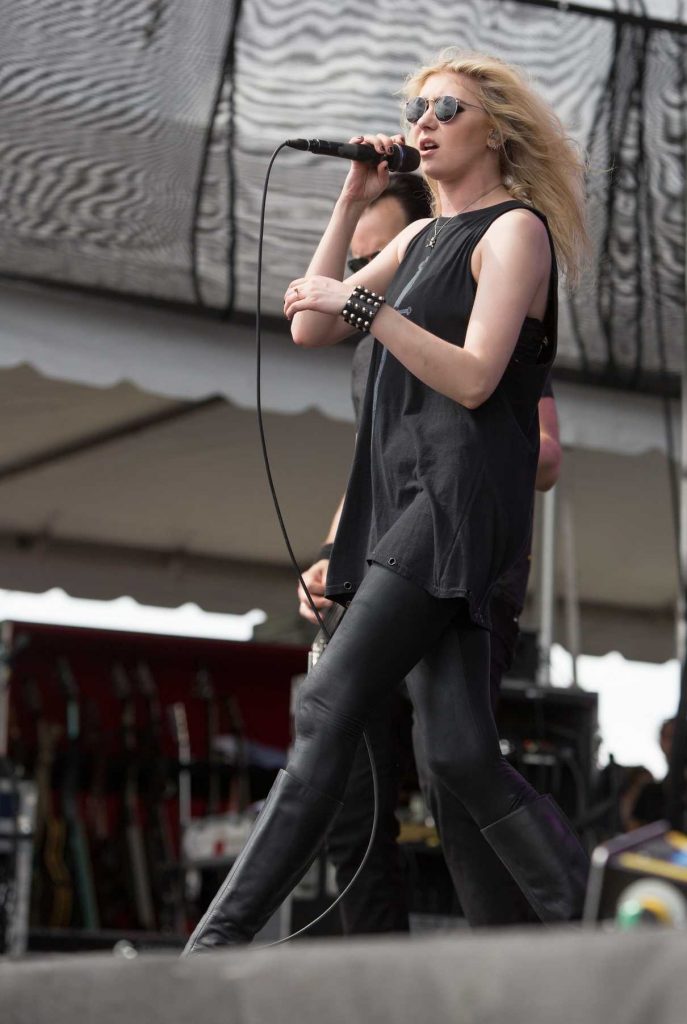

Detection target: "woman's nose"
[416, 103, 437, 129]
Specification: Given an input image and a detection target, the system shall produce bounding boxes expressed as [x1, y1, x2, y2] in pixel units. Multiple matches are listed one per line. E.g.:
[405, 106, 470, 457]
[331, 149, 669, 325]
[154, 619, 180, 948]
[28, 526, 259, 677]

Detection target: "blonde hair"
[403, 49, 589, 288]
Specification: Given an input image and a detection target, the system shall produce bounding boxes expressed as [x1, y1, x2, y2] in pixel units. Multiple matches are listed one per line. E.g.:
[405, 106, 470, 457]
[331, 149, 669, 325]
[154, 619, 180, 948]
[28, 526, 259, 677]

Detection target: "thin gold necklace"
[426, 184, 504, 249]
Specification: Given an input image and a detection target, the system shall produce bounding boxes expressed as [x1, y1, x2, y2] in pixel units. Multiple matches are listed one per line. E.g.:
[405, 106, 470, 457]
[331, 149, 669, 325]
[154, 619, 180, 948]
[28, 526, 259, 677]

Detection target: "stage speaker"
[497, 679, 599, 823]
[509, 627, 538, 682]
[584, 819, 687, 927]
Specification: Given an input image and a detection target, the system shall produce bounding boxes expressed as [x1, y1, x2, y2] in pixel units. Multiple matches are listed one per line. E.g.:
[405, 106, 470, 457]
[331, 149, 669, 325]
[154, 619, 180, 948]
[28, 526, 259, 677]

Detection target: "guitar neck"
[111, 662, 156, 931]
[195, 669, 221, 816]
[224, 694, 251, 815]
[171, 702, 192, 832]
[56, 657, 100, 931]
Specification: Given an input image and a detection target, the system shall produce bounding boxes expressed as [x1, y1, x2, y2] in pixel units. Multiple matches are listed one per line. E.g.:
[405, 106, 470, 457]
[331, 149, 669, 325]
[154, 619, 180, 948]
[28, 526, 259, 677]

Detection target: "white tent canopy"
[0, 279, 679, 454]
[0, 279, 679, 661]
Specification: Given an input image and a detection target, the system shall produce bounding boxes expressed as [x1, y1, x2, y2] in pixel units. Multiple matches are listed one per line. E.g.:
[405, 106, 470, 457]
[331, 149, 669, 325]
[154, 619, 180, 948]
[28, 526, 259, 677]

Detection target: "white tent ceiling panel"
[0, 363, 678, 628]
[2, 365, 177, 466]
[535, 448, 677, 609]
[0, 365, 354, 566]
[0, 275, 679, 660]
[0, 533, 298, 623]
[554, 381, 679, 459]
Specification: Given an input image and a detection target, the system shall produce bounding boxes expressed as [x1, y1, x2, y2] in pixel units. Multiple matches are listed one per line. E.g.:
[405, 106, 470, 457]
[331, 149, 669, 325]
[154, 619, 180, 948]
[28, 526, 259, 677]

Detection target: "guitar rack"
[1, 618, 302, 953]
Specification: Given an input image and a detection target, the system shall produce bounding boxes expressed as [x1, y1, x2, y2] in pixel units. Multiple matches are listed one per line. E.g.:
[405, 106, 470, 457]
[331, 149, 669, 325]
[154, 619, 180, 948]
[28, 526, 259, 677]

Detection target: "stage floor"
[3, 925, 686, 1024]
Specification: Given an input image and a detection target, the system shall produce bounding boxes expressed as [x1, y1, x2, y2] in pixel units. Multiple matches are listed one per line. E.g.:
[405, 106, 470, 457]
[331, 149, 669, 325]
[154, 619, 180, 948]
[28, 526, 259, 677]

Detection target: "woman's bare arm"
[286, 209, 550, 409]
[309, 209, 550, 406]
[288, 216, 428, 348]
[287, 131, 429, 348]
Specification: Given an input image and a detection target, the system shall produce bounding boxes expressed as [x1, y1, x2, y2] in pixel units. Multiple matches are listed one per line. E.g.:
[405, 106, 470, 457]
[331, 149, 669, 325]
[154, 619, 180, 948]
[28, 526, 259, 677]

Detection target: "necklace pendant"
[426, 236, 436, 249]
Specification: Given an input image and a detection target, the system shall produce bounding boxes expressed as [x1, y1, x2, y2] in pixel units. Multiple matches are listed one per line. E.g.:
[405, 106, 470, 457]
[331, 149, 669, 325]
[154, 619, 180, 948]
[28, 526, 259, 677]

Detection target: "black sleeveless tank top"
[326, 200, 557, 629]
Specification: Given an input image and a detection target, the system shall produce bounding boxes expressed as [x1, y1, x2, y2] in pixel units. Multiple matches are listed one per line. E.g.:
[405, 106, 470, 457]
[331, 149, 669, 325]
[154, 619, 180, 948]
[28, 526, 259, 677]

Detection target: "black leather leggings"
[289, 564, 538, 831]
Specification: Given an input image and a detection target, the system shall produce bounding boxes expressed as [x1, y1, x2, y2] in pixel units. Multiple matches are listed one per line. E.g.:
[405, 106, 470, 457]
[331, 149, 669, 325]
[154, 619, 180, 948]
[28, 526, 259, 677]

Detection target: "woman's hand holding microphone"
[339, 131, 406, 204]
[283, 132, 404, 320]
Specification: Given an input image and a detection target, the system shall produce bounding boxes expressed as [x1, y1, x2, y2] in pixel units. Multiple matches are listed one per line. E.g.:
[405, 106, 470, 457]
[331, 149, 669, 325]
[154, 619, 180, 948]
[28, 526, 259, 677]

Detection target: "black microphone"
[286, 138, 420, 173]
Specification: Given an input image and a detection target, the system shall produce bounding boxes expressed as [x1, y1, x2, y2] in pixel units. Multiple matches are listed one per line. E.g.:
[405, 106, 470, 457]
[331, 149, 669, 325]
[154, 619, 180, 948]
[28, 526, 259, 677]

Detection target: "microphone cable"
[254, 142, 379, 946]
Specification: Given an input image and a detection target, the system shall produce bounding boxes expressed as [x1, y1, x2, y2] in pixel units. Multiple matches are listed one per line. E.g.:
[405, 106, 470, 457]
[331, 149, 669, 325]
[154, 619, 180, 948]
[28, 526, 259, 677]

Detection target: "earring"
[487, 130, 500, 151]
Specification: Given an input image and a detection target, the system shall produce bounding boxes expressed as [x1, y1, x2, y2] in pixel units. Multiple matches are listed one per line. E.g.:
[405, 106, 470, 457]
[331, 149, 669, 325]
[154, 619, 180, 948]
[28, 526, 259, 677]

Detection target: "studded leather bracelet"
[341, 285, 386, 331]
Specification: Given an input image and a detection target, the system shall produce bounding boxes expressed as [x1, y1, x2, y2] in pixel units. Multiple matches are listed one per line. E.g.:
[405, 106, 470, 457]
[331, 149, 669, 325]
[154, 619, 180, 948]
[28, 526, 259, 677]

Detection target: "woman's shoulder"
[471, 203, 552, 283]
[478, 203, 550, 253]
[480, 200, 547, 231]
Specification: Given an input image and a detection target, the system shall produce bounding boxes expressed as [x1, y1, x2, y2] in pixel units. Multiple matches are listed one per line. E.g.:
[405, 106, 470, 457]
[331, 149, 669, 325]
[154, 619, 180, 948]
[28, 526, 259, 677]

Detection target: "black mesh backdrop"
[0, 0, 685, 386]
[564, 12, 687, 384]
[0, 0, 238, 307]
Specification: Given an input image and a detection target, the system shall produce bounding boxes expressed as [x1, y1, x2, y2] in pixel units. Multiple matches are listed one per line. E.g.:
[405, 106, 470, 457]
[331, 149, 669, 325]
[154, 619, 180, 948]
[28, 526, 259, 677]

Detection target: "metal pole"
[667, 54, 687, 830]
[537, 485, 557, 687]
[680, 359, 687, 664]
[684, 22, 687, 626]
[561, 492, 581, 688]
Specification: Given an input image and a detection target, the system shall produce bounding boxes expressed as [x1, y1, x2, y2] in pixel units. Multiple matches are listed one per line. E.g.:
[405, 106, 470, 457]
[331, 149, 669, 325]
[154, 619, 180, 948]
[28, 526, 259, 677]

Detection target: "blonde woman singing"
[184, 50, 589, 953]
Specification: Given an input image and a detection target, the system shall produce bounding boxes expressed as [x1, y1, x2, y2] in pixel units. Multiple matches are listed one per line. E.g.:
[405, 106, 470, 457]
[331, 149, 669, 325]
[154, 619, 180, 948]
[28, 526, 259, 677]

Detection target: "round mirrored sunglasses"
[404, 95, 482, 125]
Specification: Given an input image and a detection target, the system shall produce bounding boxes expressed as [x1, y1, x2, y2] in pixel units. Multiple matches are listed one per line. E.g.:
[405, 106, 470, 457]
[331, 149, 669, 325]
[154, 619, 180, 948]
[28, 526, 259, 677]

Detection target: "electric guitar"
[194, 668, 221, 817]
[111, 662, 155, 931]
[32, 681, 72, 928]
[56, 657, 100, 930]
[135, 660, 178, 932]
[170, 701, 192, 932]
[223, 692, 250, 815]
[82, 695, 120, 929]
[170, 701, 192, 837]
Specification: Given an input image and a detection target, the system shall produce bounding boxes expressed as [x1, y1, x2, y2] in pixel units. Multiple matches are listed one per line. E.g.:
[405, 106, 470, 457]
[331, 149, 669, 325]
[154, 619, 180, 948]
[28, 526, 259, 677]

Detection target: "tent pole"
[537, 485, 557, 687]
[561, 491, 581, 688]
[667, 87, 687, 830]
[680, 356, 687, 665]
[668, 301, 687, 830]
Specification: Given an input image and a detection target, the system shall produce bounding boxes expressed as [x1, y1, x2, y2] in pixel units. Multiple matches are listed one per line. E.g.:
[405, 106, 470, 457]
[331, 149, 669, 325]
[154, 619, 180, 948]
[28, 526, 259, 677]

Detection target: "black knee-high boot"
[480, 795, 589, 922]
[182, 770, 342, 954]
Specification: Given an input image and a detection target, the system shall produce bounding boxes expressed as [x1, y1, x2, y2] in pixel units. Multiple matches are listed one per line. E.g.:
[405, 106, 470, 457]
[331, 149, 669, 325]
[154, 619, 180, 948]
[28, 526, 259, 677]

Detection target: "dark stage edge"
[3, 926, 686, 1024]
